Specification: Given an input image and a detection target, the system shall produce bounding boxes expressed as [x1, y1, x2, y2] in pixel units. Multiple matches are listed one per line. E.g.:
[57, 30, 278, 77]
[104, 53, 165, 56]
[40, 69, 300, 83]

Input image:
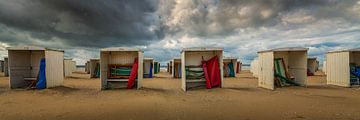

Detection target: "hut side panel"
[45, 50, 64, 88]
[250, 59, 259, 77]
[137, 51, 143, 89]
[9, 51, 31, 88]
[181, 52, 186, 91]
[327, 52, 350, 87]
[4, 58, 8, 76]
[71, 61, 76, 72]
[30, 51, 44, 77]
[100, 52, 109, 89]
[258, 52, 274, 90]
[64, 60, 73, 77]
[109, 52, 137, 64]
[288, 52, 307, 86]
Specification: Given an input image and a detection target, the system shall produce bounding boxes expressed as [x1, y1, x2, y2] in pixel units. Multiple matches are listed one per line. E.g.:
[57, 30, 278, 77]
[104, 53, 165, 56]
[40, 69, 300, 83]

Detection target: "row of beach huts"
[1, 46, 359, 91]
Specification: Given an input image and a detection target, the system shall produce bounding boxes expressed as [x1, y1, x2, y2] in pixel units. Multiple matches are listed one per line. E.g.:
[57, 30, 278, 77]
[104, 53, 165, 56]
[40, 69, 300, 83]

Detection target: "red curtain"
[203, 56, 221, 89]
[202, 61, 211, 88]
[127, 58, 138, 89]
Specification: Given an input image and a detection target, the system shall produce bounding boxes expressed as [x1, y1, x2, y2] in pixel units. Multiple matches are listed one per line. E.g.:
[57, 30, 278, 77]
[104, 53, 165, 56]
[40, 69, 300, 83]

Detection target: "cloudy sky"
[0, 0, 359, 65]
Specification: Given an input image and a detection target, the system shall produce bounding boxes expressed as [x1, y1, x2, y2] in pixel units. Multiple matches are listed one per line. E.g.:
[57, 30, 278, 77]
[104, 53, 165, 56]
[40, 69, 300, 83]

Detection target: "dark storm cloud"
[0, 0, 163, 48]
[162, 0, 360, 38]
[0, 0, 359, 64]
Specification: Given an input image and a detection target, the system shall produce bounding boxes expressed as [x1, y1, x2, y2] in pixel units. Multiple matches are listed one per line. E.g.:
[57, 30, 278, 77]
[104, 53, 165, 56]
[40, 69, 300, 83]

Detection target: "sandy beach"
[0, 70, 360, 120]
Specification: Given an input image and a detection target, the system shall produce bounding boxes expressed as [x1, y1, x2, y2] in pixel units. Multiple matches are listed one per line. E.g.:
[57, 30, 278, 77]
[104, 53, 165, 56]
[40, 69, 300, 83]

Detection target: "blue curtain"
[228, 63, 235, 77]
[36, 58, 46, 89]
[149, 63, 153, 78]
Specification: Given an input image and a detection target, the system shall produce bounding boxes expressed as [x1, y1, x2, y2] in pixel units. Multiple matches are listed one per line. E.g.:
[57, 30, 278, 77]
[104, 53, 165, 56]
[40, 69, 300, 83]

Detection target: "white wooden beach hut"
[172, 58, 181, 78]
[7, 46, 64, 89]
[89, 59, 100, 78]
[100, 47, 143, 90]
[143, 58, 154, 78]
[250, 58, 259, 78]
[258, 47, 308, 90]
[223, 57, 237, 77]
[326, 48, 360, 87]
[181, 48, 223, 91]
[307, 57, 318, 76]
[64, 58, 74, 77]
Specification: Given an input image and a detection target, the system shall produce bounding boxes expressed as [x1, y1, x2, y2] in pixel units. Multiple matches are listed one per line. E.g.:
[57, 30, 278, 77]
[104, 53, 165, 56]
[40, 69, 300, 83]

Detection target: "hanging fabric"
[95, 63, 100, 77]
[149, 62, 153, 78]
[127, 58, 138, 89]
[228, 63, 235, 77]
[236, 62, 240, 73]
[203, 56, 221, 88]
[36, 58, 46, 89]
[274, 58, 299, 86]
[350, 64, 360, 85]
[202, 60, 211, 88]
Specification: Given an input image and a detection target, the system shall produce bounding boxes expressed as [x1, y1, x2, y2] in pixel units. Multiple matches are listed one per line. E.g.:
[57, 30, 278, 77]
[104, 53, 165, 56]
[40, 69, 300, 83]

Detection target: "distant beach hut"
[71, 61, 76, 72]
[172, 58, 181, 78]
[154, 61, 160, 74]
[143, 58, 154, 78]
[307, 57, 318, 76]
[89, 59, 100, 78]
[326, 48, 360, 87]
[166, 63, 169, 72]
[258, 47, 308, 90]
[85, 61, 90, 74]
[0, 60, 3, 73]
[169, 61, 173, 74]
[223, 57, 237, 77]
[64, 58, 75, 77]
[3, 57, 9, 77]
[100, 47, 143, 90]
[250, 58, 259, 78]
[7, 46, 64, 89]
[181, 48, 223, 91]
[236, 61, 242, 73]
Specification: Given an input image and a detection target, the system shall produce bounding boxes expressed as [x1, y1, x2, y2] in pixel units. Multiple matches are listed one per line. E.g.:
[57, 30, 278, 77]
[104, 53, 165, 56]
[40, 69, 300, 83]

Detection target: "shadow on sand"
[224, 87, 256, 91]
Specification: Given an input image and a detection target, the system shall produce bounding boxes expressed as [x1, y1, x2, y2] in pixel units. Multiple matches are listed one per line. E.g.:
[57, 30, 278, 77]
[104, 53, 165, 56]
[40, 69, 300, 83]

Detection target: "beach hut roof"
[7, 46, 64, 52]
[258, 47, 308, 53]
[223, 57, 238, 60]
[327, 48, 360, 53]
[144, 58, 154, 60]
[101, 47, 142, 52]
[181, 47, 223, 53]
